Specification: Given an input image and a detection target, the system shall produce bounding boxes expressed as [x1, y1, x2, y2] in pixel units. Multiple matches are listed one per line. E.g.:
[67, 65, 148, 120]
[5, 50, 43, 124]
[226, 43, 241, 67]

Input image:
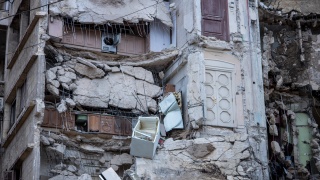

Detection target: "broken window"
[201, 0, 230, 41]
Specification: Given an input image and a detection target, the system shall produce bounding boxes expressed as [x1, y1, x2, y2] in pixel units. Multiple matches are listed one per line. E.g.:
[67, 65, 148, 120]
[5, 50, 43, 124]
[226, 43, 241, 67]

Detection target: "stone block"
[65, 98, 76, 108]
[58, 76, 72, 84]
[135, 80, 161, 98]
[111, 66, 120, 72]
[65, 71, 77, 80]
[237, 165, 246, 176]
[47, 84, 59, 96]
[57, 100, 67, 113]
[74, 63, 105, 79]
[76, 57, 96, 68]
[46, 70, 57, 81]
[67, 165, 77, 173]
[80, 144, 104, 154]
[110, 153, 133, 165]
[78, 174, 92, 180]
[271, 141, 281, 155]
[187, 143, 215, 158]
[50, 80, 60, 88]
[57, 68, 65, 76]
[46, 143, 66, 159]
[136, 95, 157, 113]
[40, 135, 50, 146]
[269, 125, 278, 136]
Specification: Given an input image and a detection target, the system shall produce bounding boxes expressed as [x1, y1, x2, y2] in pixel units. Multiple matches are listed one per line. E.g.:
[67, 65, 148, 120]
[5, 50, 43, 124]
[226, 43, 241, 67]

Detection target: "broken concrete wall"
[45, 45, 162, 114]
[261, 24, 320, 90]
[135, 132, 252, 180]
[40, 131, 133, 179]
[157, 0, 268, 179]
[264, 0, 320, 15]
[260, 1, 320, 178]
[49, 0, 172, 26]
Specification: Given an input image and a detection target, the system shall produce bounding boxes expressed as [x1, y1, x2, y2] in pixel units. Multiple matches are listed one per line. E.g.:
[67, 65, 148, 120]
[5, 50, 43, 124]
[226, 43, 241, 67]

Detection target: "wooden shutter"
[88, 114, 101, 132]
[201, 0, 229, 41]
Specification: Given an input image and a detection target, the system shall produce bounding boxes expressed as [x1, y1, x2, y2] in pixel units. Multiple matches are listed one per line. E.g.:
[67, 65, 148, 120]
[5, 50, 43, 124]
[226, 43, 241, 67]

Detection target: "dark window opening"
[19, 80, 27, 113]
[75, 114, 88, 132]
[9, 99, 16, 129]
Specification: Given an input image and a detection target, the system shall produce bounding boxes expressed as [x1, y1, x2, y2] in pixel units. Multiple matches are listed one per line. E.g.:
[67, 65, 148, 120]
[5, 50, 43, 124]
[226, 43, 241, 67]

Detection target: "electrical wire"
[0, 0, 64, 22]
[5, 0, 170, 57]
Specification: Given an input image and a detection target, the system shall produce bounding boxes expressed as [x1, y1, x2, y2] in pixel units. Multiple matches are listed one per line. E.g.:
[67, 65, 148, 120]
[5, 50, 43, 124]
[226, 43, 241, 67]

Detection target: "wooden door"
[88, 114, 100, 132]
[100, 115, 116, 134]
[43, 109, 62, 128]
[201, 0, 229, 41]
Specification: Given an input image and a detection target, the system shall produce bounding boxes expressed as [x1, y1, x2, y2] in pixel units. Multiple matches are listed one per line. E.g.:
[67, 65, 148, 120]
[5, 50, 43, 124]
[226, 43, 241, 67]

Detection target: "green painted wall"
[296, 113, 312, 167]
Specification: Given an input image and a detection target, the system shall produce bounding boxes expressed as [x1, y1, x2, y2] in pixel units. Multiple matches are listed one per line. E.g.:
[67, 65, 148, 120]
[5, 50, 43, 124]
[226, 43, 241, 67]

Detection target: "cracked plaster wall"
[159, 0, 268, 179]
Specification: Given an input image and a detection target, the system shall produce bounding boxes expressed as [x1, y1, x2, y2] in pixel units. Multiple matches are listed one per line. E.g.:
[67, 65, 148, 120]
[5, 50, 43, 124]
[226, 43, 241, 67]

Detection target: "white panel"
[216, 71, 233, 127]
[149, 19, 171, 52]
[205, 63, 235, 127]
[205, 71, 218, 126]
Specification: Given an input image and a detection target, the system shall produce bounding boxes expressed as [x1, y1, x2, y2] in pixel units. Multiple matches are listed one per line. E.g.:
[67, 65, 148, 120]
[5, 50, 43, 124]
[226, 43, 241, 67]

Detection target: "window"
[9, 100, 16, 129]
[201, 0, 229, 41]
[3, 171, 14, 180]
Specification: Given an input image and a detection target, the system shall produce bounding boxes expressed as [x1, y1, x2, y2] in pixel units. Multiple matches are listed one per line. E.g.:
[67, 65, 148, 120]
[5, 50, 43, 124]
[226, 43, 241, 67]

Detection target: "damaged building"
[0, 0, 319, 179]
[260, 0, 320, 179]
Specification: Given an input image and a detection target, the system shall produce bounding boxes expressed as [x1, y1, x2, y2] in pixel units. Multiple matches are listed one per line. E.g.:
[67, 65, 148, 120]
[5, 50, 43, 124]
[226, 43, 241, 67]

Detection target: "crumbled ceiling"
[263, 0, 320, 15]
[49, 0, 173, 27]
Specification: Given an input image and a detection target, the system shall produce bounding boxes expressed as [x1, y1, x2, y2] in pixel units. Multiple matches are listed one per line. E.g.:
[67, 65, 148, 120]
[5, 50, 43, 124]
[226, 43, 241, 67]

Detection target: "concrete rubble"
[40, 131, 133, 179]
[260, 1, 320, 178]
[45, 45, 161, 113]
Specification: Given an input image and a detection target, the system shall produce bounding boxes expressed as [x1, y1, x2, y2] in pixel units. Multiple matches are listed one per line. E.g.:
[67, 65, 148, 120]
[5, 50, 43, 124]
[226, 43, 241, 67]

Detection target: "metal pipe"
[296, 20, 305, 62]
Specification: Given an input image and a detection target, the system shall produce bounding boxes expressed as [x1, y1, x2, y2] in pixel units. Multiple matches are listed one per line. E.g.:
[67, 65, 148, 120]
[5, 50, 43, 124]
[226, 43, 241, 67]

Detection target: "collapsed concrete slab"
[49, 0, 173, 26]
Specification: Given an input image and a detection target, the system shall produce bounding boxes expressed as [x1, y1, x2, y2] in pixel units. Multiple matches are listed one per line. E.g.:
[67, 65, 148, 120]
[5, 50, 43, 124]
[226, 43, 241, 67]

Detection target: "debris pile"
[40, 131, 134, 178]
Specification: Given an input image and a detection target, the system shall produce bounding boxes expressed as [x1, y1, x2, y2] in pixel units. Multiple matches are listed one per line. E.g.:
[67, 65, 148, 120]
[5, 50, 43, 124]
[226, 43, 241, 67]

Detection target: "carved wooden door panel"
[205, 70, 234, 127]
[100, 115, 116, 134]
